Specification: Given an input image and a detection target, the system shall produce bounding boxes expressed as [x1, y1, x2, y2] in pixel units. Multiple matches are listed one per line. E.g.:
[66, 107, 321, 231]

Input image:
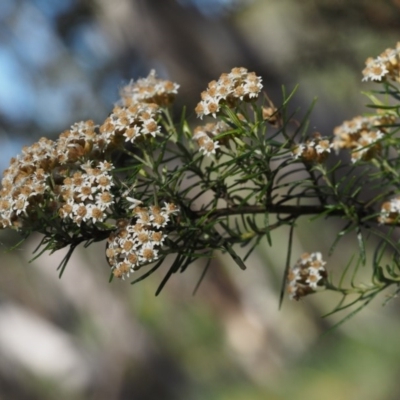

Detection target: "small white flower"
[13, 195, 29, 215]
[152, 212, 169, 229]
[98, 161, 114, 172]
[199, 139, 220, 157]
[362, 61, 389, 82]
[139, 243, 159, 263]
[315, 141, 332, 155]
[76, 182, 96, 201]
[96, 173, 114, 191]
[96, 191, 114, 210]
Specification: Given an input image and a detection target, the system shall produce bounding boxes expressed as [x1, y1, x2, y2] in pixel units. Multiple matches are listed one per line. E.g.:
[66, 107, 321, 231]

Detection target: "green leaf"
[222, 243, 247, 270]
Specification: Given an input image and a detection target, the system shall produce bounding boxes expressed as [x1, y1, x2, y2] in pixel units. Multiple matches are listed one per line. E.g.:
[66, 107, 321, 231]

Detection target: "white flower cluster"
[192, 121, 231, 157]
[100, 71, 181, 146]
[0, 120, 121, 230]
[0, 139, 51, 228]
[0, 70, 182, 231]
[362, 42, 400, 82]
[58, 161, 115, 226]
[195, 67, 263, 119]
[333, 115, 391, 162]
[120, 70, 180, 107]
[287, 252, 327, 301]
[292, 133, 332, 163]
[100, 103, 161, 145]
[106, 203, 179, 279]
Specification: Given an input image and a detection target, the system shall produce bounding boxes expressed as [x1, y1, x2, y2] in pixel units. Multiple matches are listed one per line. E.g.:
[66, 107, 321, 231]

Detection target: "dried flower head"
[378, 197, 400, 225]
[287, 252, 328, 301]
[262, 106, 280, 127]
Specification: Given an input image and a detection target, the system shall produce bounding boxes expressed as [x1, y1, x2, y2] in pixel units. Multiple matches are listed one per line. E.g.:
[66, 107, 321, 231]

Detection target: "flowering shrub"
[2, 43, 400, 323]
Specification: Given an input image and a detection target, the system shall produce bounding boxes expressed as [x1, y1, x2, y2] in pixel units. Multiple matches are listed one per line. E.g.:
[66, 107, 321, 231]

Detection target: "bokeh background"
[1, 0, 400, 399]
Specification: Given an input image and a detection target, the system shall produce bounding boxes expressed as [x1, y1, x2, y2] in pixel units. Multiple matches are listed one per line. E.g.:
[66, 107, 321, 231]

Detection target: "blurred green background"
[1, 0, 400, 399]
